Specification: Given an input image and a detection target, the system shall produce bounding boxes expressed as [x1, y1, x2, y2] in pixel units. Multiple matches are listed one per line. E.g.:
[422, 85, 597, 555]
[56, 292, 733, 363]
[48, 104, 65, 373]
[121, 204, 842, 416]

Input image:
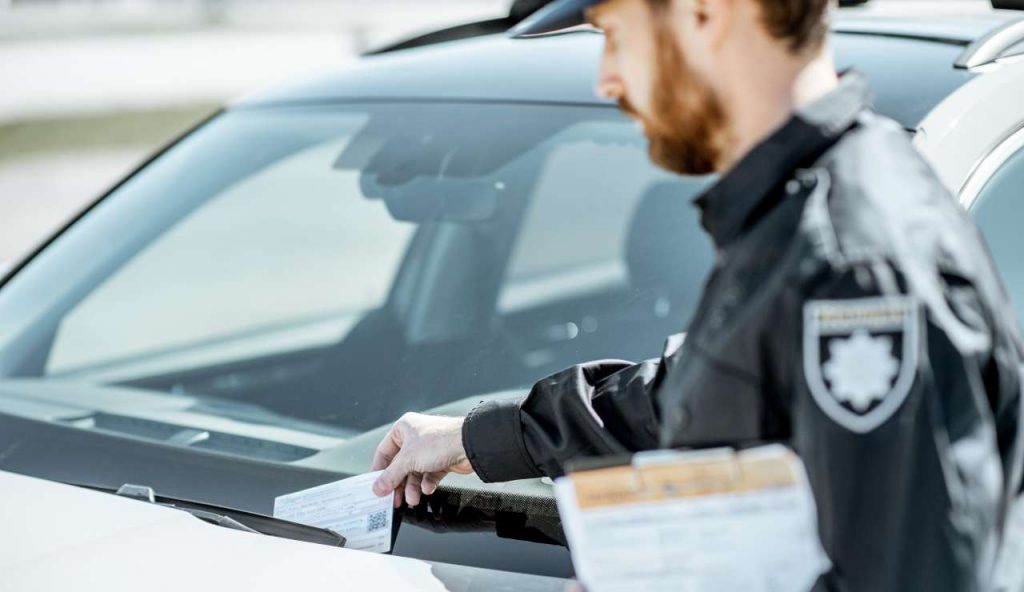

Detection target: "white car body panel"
[916, 59, 1024, 203]
[0, 469, 556, 592]
[0, 470, 447, 591]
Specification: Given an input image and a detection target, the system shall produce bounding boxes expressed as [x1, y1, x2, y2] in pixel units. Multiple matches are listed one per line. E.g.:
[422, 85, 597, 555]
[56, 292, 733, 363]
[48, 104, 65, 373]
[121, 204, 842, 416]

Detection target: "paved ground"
[0, 32, 355, 121]
[0, 1, 505, 120]
[0, 1, 506, 43]
[0, 29, 353, 264]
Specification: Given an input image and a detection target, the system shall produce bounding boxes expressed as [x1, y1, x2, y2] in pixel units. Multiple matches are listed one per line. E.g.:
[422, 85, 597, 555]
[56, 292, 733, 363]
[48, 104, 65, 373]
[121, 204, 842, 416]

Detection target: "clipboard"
[554, 445, 830, 592]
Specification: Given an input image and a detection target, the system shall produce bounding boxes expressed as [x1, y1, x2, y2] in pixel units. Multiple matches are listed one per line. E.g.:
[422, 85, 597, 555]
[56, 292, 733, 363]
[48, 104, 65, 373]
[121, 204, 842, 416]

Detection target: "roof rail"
[365, 18, 513, 55]
[955, 17, 1024, 69]
[366, 0, 547, 55]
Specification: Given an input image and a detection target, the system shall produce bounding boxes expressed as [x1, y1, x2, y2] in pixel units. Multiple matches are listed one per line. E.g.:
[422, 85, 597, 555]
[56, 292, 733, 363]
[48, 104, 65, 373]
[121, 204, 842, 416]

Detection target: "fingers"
[393, 480, 405, 509]
[370, 414, 467, 499]
[421, 471, 444, 496]
[374, 450, 410, 497]
[395, 472, 441, 509]
[405, 473, 423, 507]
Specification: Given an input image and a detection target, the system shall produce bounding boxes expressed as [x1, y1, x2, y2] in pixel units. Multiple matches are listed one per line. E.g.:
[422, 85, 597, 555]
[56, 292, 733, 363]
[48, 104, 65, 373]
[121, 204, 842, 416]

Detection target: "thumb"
[373, 452, 409, 497]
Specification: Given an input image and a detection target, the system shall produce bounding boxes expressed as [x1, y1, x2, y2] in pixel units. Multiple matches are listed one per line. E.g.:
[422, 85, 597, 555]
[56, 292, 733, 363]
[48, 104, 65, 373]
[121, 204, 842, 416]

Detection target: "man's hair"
[757, 0, 831, 51]
[646, 0, 832, 53]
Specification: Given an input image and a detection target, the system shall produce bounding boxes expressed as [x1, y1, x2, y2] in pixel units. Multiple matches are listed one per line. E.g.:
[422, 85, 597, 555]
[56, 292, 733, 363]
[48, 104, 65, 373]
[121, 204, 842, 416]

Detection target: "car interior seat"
[623, 180, 714, 330]
[498, 180, 715, 379]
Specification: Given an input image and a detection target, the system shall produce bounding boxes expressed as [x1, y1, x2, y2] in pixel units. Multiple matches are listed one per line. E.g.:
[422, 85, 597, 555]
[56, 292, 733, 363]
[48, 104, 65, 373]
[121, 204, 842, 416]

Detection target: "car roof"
[836, 1, 1022, 43]
[236, 8, 1022, 129]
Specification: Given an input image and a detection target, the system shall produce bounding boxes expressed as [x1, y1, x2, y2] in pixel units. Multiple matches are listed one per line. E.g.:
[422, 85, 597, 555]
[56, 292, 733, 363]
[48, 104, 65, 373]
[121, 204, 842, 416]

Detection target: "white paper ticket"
[274, 471, 394, 553]
[554, 445, 830, 592]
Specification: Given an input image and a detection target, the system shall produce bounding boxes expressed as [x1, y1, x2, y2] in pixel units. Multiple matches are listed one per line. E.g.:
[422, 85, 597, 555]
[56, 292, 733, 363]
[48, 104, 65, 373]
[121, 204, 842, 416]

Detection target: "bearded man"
[370, 0, 1024, 589]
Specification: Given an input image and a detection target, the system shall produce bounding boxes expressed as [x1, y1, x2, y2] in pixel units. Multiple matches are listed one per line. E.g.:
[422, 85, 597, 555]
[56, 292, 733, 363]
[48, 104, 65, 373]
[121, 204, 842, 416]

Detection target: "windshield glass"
[0, 102, 712, 573]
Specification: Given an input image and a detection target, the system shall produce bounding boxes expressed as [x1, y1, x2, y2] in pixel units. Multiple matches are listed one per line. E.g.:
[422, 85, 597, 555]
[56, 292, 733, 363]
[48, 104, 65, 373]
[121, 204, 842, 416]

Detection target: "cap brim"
[510, 0, 604, 36]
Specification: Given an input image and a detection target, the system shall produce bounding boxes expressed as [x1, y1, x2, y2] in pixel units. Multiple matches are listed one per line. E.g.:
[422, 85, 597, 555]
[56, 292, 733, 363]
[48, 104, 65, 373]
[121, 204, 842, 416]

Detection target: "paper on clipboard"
[554, 445, 830, 592]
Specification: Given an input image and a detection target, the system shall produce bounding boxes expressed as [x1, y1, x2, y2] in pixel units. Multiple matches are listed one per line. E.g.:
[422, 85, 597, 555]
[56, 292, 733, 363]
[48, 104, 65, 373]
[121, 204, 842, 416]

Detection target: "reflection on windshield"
[0, 102, 713, 450]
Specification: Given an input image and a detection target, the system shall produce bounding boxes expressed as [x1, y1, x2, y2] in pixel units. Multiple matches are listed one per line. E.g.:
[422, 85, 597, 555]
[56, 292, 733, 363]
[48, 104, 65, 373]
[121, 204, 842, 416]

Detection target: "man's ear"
[689, 0, 735, 51]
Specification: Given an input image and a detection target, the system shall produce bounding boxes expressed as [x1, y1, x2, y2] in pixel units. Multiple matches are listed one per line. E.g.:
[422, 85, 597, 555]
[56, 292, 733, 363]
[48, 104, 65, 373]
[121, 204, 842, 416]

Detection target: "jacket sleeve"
[462, 335, 684, 482]
[774, 258, 1008, 592]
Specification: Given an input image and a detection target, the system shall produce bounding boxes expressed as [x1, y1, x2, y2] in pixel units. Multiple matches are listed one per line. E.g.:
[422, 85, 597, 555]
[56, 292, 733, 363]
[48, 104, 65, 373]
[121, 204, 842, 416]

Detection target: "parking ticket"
[554, 445, 830, 592]
[274, 471, 394, 553]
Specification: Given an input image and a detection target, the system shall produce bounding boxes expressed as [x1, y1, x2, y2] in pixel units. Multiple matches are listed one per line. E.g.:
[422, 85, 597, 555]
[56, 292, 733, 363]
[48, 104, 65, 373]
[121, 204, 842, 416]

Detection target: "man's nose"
[595, 78, 624, 101]
[595, 48, 624, 101]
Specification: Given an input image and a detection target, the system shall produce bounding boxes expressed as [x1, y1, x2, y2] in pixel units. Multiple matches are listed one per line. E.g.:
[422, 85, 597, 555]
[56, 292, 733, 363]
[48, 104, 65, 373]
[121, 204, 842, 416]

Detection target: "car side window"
[971, 145, 1024, 320]
[46, 135, 415, 377]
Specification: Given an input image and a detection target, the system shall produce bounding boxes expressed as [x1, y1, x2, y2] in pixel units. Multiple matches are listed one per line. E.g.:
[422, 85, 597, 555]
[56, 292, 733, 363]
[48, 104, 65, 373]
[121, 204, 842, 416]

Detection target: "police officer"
[371, 0, 1024, 589]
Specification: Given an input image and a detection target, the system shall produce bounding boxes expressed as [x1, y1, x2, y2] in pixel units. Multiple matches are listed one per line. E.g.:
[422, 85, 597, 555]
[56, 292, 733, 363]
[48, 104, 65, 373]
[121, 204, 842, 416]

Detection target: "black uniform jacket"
[461, 73, 1024, 591]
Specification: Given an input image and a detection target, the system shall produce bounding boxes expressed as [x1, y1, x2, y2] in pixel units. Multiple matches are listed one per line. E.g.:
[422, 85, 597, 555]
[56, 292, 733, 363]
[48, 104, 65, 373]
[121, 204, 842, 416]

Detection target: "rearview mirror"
[362, 175, 503, 223]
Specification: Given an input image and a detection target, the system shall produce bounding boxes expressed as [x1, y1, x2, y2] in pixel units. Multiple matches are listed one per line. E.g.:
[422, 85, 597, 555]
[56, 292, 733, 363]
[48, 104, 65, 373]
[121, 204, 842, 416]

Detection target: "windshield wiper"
[78, 482, 346, 548]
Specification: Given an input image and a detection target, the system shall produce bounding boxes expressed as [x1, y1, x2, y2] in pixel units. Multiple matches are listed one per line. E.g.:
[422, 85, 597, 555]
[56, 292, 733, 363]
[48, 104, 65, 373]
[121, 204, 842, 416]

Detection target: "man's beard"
[620, 23, 728, 176]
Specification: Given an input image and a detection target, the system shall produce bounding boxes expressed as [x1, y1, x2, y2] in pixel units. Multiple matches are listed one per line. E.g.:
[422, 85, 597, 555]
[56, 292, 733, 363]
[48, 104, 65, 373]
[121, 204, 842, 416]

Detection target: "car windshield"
[0, 101, 712, 575]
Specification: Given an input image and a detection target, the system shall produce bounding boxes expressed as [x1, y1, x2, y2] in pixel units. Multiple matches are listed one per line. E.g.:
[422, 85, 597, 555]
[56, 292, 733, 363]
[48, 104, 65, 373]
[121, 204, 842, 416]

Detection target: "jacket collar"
[693, 71, 872, 249]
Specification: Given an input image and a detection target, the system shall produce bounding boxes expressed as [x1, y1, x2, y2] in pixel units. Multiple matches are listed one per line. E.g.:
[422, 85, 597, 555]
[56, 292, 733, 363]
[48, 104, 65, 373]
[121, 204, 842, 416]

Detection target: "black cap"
[510, 0, 605, 36]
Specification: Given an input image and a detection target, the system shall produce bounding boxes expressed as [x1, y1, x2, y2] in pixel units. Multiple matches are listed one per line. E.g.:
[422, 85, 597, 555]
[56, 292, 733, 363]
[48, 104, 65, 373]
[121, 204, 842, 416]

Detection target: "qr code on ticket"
[367, 509, 389, 533]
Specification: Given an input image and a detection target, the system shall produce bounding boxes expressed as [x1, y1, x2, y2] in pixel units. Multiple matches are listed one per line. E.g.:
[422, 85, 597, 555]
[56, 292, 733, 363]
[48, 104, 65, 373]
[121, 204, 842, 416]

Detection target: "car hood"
[0, 470, 565, 591]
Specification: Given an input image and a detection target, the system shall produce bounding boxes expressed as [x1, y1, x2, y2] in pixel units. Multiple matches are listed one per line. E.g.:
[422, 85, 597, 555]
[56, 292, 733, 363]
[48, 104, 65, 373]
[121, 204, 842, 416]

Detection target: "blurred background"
[0, 0, 507, 267]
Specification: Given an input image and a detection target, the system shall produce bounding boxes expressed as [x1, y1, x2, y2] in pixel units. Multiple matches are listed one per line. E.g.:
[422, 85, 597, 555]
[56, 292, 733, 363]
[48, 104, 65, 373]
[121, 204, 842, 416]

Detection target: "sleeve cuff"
[462, 397, 540, 483]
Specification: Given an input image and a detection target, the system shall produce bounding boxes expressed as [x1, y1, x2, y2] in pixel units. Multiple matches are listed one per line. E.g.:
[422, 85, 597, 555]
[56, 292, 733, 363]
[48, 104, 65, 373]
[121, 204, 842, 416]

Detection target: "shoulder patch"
[803, 296, 921, 433]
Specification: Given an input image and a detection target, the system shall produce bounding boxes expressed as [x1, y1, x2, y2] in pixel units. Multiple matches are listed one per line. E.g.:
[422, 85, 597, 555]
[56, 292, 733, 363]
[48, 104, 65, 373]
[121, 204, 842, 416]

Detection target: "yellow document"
[554, 445, 829, 592]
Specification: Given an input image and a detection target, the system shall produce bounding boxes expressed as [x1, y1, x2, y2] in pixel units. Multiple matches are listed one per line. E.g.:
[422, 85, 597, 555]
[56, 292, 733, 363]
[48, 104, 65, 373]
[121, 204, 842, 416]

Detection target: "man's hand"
[371, 413, 473, 508]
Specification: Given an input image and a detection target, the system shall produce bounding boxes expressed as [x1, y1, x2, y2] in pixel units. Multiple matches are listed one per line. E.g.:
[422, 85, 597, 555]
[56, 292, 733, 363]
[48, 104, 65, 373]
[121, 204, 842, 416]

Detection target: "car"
[2, 1, 1024, 588]
[914, 29, 1024, 330]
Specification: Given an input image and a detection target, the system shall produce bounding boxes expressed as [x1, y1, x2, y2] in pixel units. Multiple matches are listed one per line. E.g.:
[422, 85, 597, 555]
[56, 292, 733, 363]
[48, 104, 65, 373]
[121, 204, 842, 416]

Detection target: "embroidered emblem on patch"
[804, 296, 920, 433]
